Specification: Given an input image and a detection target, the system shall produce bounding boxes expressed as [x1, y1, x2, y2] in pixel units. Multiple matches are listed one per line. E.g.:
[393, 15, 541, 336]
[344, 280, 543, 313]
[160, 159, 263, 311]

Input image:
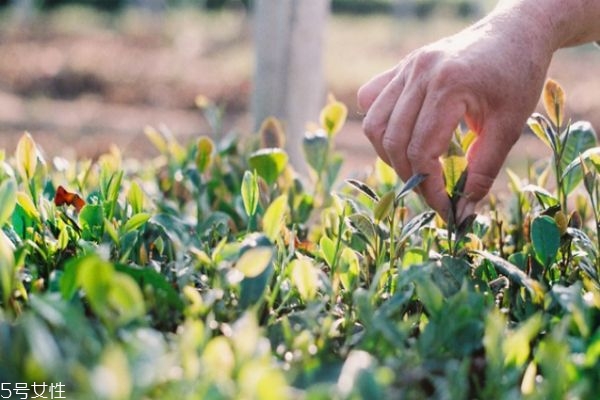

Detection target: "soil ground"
[0, 7, 599, 195]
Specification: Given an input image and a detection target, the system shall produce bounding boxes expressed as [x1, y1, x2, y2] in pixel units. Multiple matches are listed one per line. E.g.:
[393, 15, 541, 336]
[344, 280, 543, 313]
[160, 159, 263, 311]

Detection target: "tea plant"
[1, 81, 600, 399]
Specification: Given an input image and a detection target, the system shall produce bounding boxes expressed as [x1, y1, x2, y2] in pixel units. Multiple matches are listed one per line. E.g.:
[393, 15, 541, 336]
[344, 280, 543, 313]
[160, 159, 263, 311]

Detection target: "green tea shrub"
[1, 82, 600, 399]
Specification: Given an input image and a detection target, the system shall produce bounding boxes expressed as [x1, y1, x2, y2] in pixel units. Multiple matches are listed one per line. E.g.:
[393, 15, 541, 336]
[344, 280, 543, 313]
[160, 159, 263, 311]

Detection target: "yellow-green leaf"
[504, 313, 543, 367]
[460, 129, 477, 153]
[374, 190, 395, 222]
[320, 99, 347, 136]
[107, 273, 146, 325]
[91, 345, 132, 400]
[441, 155, 468, 196]
[543, 78, 565, 128]
[320, 235, 336, 267]
[262, 194, 288, 242]
[127, 181, 144, 214]
[248, 148, 288, 186]
[375, 158, 397, 187]
[0, 230, 15, 306]
[144, 126, 168, 154]
[196, 136, 215, 173]
[202, 336, 235, 381]
[0, 179, 17, 226]
[16, 132, 38, 181]
[241, 170, 259, 218]
[291, 258, 319, 301]
[236, 247, 273, 278]
[16, 191, 39, 220]
[123, 213, 151, 233]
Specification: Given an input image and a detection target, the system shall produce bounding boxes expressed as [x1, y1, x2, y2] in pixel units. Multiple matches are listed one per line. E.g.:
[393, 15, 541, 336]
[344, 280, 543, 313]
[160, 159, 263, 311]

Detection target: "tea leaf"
[144, 126, 168, 154]
[291, 258, 319, 301]
[338, 247, 359, 290]
[441, 155, 468, 196]
[16, 191, 39, 220]
[0, 230, 15, 306]
[259, 117, 285, 149]
[320, 99, 347, 136]
[123, 213, 150, 233]
[202, 336, 235, 380]
[107, 273, 146, 326]
[79, 204, 105, 241]
[0, 179, 17, 226]
[346, 213, 377, 248]
[460, 129, 477, 153]
[303, 130, 329, 174]
[375, 158, 397, 187]
[543, 79, 565, 128]
[505, 168, 522, 193]
[530, 216, 560, 268]
[241, 170, 259, 218]
[396, 173, 427, 203]
[196, 136, 215, 173]
[236, 246, 273, 278]
[521, 184, 559, 208]
[476, 251, 545, 303]
[115, 263, 184, 312]
[399, 211, 435, 243]
[127, 181, 144, 215]
[560, 121, 597, 195]
[262, 194, 288, 242]
[527, 114, 556, 151]
[346, 179, 379, 202]
[374, 191, 395, 222]
[320, 235, 336, 267]
[504, 313, 543, 367]
[248, 148, 288, 185]
[15, 132, 38, 181]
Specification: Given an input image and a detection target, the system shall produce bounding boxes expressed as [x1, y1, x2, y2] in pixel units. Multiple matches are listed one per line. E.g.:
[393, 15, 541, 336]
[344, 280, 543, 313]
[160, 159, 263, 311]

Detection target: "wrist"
[493, 0, 599, 49]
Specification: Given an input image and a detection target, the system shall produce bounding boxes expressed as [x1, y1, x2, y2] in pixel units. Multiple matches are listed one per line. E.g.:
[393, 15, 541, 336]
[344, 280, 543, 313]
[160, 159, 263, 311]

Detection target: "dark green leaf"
[79, 204, 105, 241]
[399, 211, 435, 243]
[476, 251, 544, 303]
[396, 173, 427, 203]
[559, 121, 597, 195]
[303, 130, 329, 174]
[530, 215, 560, 268]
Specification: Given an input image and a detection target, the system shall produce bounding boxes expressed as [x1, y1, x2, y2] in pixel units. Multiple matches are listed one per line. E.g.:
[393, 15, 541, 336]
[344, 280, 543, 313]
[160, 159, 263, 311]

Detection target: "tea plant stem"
[591, 185, 600, 272]
[329, 210, 346, 280]
[388, 207, 398, 268]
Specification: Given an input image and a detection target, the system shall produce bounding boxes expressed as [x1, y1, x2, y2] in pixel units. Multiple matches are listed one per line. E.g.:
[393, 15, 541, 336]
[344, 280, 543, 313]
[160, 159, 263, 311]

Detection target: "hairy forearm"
[493, 0, 600, 49]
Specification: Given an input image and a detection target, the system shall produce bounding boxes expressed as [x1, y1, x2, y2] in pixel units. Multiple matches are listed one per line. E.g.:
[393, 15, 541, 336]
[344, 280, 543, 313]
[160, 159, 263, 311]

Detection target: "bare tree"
[252, 0, 329, 173]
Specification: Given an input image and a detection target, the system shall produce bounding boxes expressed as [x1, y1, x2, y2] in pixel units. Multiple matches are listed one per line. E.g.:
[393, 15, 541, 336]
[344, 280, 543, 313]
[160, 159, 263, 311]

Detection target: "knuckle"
[432, 59, 465, 88]
[362, 116, 383, 139]
[466, 172, 494, 201]
[411, 49, 440, 72]
[381, 133, 401, 153]
[406, 141, 422, 164]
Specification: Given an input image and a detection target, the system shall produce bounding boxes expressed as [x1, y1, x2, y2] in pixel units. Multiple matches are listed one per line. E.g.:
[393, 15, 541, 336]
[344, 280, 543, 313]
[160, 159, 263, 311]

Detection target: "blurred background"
[0, 0, 599, 190]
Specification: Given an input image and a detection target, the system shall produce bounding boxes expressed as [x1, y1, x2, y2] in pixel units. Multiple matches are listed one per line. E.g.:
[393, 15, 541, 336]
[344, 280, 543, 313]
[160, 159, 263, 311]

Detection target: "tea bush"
[1, 82, 600, 399]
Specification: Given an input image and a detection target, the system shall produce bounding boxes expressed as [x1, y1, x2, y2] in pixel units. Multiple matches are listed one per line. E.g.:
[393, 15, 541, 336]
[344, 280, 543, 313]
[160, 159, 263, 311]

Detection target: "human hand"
[357, 10, 554, 221]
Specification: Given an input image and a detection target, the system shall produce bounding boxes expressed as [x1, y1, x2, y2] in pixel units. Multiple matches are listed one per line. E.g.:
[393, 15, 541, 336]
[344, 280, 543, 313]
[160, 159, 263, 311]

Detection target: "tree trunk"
[253, 0, 329, 174]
